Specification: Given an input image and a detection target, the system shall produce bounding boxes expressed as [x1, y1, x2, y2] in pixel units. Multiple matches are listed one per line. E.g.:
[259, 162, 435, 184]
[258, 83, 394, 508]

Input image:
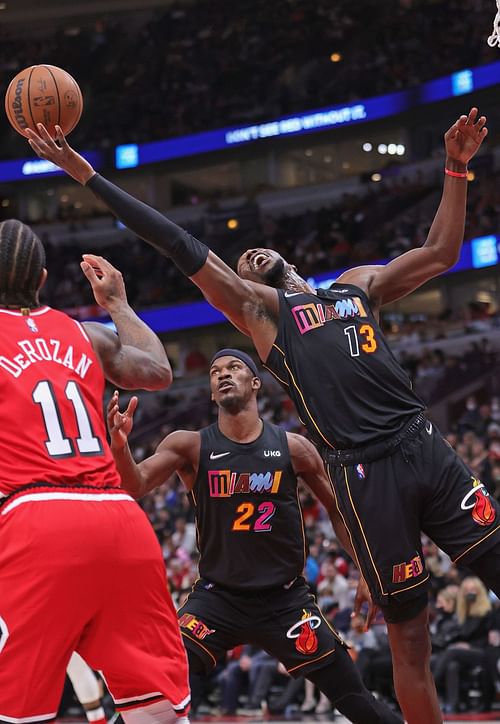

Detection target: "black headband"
[210, 348, 260, 379]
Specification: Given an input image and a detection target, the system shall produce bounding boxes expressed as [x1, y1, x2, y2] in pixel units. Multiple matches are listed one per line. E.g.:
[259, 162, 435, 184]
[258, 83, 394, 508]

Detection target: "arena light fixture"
[362, 142, 372, 152]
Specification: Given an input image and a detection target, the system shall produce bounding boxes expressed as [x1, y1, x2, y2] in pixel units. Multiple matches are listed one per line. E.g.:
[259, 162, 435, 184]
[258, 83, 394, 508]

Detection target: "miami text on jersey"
[292, 296, 368, 335]
[0, 337, 93, 379]
[208, 469, 282, 497]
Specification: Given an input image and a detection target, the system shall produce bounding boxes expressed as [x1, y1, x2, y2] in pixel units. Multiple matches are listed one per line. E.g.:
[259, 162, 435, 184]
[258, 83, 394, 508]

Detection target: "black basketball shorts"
[177, 576, 345, 677]
[325, 417, 500, 620]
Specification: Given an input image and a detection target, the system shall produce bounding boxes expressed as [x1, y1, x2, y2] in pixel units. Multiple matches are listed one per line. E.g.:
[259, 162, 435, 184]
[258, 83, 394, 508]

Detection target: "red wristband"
[445, 167, 468, 179]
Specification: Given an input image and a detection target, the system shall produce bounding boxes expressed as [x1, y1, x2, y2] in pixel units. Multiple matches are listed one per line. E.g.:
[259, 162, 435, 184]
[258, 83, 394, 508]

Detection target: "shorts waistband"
[322, 412, 427, 466]
[0, 482, 132, 514]
[198, 575, 301, 594]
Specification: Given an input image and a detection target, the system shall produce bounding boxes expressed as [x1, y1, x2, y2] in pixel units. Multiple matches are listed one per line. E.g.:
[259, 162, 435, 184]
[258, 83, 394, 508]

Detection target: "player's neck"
[283, 269, 315, 294]
[217, 407, 263, 444]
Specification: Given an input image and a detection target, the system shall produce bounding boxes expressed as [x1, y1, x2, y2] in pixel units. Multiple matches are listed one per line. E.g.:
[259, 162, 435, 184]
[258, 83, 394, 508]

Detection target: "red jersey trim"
[0, 306, 50, 317]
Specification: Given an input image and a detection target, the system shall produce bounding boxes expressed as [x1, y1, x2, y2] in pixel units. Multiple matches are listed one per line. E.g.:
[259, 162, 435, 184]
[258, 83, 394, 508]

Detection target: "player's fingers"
[36, 123, 56, 146]
[25, 127, 44, 144]
[85, 254, 115, 275]
[82, 254, 107, 275]
[476, 115, 487, 130]
[113, 411, 126, 429]
[126, 396, 138, 418]
[107, 391, 119, 413]
[55, 125, 70, 149]
[444, 123, 459, 140]
[27, 138, 47, 158]
[80, 260, 99, 285]
[466, 107, 478, 124]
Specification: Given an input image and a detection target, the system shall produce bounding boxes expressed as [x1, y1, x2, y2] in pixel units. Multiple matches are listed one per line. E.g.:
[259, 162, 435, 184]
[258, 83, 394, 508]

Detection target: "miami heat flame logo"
[461, 478, 496, 527]
[286, 609, 320, 655]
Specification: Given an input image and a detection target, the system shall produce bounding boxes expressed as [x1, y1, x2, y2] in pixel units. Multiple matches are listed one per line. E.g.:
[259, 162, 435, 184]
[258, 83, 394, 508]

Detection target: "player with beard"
[27, 107, 496, 724]
[107, 348, 403, 724]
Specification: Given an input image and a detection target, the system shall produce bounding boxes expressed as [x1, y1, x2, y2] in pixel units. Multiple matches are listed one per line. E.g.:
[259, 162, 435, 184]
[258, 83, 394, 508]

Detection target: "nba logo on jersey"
[356, 464, 365, 479]
[26, 317, 38, 333]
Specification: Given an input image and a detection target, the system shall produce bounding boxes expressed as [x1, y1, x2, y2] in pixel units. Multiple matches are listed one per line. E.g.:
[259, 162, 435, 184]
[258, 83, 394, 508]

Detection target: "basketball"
[4, 64, 82, 139]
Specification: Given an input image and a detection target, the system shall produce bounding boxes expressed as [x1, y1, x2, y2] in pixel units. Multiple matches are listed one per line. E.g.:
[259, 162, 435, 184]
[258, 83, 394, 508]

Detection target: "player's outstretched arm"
[107, 391, 199, 498]
[25, 124, 277, 344]
[339, 108, 488, 308]
[81, 255, 172, 390]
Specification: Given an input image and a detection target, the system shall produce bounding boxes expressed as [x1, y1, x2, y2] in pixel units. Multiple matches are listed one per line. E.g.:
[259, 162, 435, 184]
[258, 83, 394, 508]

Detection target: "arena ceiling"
[0, 0, 175, 24]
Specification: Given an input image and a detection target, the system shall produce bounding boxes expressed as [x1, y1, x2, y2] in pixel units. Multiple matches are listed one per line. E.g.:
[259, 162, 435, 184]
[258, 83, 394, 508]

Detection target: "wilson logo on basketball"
[461, 478, 496, 527]
[286, 609, 320, 655]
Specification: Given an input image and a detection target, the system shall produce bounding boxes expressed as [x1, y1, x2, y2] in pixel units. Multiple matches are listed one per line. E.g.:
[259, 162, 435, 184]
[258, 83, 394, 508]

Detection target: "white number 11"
[33, 380, 103, 458]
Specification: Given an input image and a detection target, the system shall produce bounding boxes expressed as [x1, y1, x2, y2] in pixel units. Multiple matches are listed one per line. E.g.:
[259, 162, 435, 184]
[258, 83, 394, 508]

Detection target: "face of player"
[236, 247, 291, 287]
[209, 356, 261, 411]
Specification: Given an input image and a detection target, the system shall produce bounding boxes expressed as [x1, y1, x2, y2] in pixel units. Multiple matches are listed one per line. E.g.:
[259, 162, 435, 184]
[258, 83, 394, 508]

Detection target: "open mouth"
[252, 252, 268, 270]
[218, 381, 234, 392]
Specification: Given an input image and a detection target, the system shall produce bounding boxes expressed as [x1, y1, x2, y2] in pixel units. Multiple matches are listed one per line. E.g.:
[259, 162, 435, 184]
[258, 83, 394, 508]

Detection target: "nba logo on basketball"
[356, 464, 365, 479]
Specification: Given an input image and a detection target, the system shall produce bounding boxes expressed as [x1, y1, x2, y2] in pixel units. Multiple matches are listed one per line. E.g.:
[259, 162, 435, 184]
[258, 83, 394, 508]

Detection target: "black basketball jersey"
[264, 284, 424, 449]
[189, 421, 306, 589]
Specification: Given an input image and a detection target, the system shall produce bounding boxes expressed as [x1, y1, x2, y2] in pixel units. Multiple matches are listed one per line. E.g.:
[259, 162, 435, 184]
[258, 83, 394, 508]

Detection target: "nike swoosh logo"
[426, 421, 433, 435]
[284, 292, 302, 297]
[209, 451, 231, 460]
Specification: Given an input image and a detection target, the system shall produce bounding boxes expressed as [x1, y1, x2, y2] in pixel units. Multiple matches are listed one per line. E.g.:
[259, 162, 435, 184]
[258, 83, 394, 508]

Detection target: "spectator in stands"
[433, 577, 495, 714]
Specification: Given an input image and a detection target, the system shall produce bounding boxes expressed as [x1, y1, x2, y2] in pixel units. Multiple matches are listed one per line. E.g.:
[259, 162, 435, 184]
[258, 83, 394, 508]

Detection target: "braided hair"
[0, 219, 46, 308]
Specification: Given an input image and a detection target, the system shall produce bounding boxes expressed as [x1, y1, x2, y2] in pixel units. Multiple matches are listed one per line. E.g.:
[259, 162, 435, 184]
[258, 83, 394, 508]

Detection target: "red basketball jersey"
[0, 306, 121, 495]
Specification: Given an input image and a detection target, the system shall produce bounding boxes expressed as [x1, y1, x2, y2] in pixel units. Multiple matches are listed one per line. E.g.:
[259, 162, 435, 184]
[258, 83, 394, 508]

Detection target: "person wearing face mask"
[433, 577, 494, 714]
[430, 586, 459, 657]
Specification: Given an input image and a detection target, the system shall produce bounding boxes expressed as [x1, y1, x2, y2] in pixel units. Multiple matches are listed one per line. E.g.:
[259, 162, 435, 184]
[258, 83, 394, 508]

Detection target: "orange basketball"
[5, 64, 83, 139]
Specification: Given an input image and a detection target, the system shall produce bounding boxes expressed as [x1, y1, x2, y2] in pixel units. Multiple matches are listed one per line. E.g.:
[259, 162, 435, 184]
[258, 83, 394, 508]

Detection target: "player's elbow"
[142, 361, 173, 391]
[430, 241, 461, 270]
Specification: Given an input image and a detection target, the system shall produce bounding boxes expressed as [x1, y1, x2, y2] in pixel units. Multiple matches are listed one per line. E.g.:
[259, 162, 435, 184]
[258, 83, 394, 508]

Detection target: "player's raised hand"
[444, 108, 488, 166]
[107, 390, 138, 449]
[25, 123, 95, 185]
[81, 254, 128, 312]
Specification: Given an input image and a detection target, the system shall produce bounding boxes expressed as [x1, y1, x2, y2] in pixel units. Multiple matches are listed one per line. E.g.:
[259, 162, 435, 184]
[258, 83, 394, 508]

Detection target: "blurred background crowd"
[3, 0, 500, 718]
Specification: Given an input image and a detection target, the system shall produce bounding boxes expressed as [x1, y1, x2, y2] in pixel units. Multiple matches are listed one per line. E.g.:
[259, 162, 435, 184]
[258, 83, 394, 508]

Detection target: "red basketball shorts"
[0, 487, 190, 723]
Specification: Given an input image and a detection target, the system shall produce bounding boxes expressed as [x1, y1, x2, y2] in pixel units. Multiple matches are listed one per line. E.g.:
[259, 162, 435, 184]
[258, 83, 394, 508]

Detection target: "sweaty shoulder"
[336, 265, 384, 309]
